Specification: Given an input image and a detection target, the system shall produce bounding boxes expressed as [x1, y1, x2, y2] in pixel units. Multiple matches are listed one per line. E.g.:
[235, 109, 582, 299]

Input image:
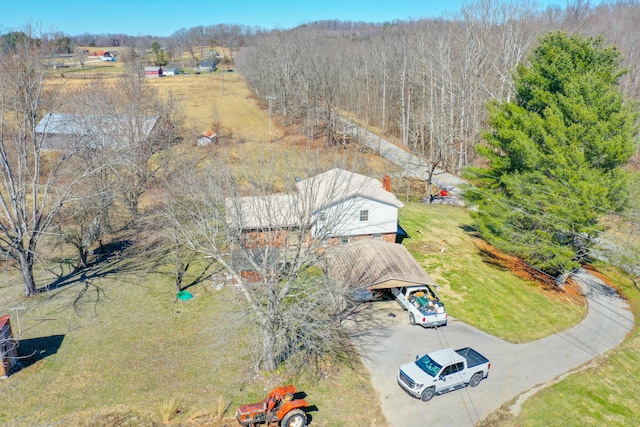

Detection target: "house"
[296, 168, 404, 244]
[228, 168, 405, 247]
[196, 130, 218, 146]
[35, 113, 162, 151]
[226, 170, 407, 282]
[0, 315, 18, 378]
[162, 67, 180, 76]
[145, 66, 163, 77]
[196, 60, 217, 73]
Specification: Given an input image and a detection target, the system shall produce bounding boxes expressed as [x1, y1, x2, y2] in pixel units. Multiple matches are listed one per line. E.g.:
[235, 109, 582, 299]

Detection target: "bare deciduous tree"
[110, 66, 181, 217]
[162, 153, 378, 372]
[0, 27, 98, 296]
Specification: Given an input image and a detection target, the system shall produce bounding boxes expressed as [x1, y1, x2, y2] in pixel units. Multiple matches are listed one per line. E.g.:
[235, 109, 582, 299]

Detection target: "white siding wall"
[312, 195, 397, 237]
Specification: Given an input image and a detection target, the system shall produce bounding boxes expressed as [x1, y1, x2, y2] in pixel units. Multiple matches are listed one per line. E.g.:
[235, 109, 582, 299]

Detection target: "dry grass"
[11, 61, 630, 426]
[0, 64, 391, 424]
[149, 73, 276, 143]
[159, 399, 182, 424]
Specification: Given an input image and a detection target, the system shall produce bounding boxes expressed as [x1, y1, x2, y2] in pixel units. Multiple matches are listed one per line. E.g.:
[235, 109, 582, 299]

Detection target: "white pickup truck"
[391, 285, 447, 327]
[398, 347, 491, 401]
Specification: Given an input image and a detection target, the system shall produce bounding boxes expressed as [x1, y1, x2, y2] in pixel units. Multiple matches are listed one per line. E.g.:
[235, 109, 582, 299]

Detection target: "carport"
[326, 240, 437, 291]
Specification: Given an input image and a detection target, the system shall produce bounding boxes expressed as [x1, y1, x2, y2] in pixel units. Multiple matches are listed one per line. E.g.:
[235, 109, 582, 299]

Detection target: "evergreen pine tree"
[465, 32, 638, 283]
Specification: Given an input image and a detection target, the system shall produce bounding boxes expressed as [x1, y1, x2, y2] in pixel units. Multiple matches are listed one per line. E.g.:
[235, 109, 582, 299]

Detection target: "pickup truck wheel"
[409, 313, 416, 325]
[281, 409, 306, 427]
[469, 372, 483, 387]
[421, 387, 436, 402]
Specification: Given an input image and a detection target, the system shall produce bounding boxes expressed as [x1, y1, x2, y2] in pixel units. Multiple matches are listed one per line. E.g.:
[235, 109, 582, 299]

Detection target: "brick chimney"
[383, 175, 391, 192]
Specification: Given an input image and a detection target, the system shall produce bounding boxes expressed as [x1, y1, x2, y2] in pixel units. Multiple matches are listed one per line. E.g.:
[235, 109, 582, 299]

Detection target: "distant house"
[196, 130, 218, 146]
[0, 315, 18, 378]
[145, 66, 163, 77]
[196, 60, 217, 73]
[93, 51, 115, 61]
[35, 113, 162, 151]
[162, 67, 179, 76]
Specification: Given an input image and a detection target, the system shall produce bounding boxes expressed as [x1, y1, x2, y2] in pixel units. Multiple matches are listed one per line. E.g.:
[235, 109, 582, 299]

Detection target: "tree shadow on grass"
[39, 239, 145, 294]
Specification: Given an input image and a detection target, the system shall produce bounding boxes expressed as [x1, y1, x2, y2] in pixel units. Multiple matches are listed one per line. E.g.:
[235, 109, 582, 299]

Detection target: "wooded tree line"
[238, 0, 640, 174]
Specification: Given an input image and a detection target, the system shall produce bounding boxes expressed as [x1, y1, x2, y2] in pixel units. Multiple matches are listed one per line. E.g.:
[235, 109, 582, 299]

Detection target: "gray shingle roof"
[227, 168, 403, 231]
[35, 113, 160, 137]
[226, 193, 307, 230]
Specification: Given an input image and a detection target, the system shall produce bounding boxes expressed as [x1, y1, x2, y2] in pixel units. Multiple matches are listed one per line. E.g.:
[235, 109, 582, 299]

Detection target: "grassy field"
[0, 257, 386, 426]
[398, 203, 586, 342]
[149, 72, 278, 144]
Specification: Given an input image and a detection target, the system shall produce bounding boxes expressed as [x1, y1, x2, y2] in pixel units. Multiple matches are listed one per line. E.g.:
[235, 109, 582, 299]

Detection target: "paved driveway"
[357, 269, 634, 426]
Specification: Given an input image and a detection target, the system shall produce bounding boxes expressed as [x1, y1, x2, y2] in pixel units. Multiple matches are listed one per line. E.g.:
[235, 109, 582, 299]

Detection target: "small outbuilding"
[145, 66, 163, 78]
[0, 315, 18, 378]
[162, 67, 180, 76]
[196, 130, 218, 146]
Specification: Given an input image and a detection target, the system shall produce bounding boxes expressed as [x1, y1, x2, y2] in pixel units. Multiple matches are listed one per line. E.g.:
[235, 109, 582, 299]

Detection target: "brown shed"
[0, 315, 18, 378]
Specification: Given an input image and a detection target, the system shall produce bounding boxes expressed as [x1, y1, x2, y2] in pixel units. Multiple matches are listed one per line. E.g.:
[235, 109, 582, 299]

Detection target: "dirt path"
[357, 268, 634, 426]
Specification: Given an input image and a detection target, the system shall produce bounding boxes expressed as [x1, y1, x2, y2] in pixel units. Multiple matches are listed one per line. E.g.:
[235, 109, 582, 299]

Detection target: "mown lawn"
[0, 203, 595, 426]
[480, 264, 640, 427]
[399, 202, 586, 342]
[0, 258, 385, 426]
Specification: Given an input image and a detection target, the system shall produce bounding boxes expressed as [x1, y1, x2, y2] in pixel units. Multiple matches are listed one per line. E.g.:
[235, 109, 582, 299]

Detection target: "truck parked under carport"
[391, 285, 447, 327]
[327, 240, 447, 327]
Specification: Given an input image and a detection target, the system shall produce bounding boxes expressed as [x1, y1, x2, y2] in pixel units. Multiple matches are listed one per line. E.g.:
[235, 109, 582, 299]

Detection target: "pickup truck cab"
[391, 285, 447, 327]
[398, 347, 491, 401]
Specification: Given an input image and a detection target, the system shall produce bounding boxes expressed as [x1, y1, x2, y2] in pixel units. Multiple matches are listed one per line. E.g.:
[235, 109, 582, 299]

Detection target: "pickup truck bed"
[391, 285, 447, 328]
[455, 347, 489, 369]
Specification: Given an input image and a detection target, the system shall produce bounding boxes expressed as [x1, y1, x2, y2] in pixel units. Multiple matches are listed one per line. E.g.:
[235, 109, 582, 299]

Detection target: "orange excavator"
[236, 385, 308, 427]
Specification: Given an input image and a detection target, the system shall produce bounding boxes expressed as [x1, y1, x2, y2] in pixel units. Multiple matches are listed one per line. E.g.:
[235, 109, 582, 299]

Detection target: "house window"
[373, 234, 382, 241]
[318, 212, 327, 223]
[341, 236, 350, 245]
[359, 210, 369, 221]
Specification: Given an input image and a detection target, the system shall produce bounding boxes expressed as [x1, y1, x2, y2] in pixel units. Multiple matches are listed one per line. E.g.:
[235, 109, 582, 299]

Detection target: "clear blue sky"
[1, 0, 589, 37]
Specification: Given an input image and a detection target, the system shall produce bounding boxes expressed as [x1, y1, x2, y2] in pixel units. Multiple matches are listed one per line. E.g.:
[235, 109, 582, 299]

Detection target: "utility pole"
[10, 307, 26, 334]
[266, 96, 276, 142]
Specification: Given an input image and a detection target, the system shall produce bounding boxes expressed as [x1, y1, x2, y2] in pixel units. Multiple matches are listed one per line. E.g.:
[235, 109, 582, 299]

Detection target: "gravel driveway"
[357, 268, 634, 426]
